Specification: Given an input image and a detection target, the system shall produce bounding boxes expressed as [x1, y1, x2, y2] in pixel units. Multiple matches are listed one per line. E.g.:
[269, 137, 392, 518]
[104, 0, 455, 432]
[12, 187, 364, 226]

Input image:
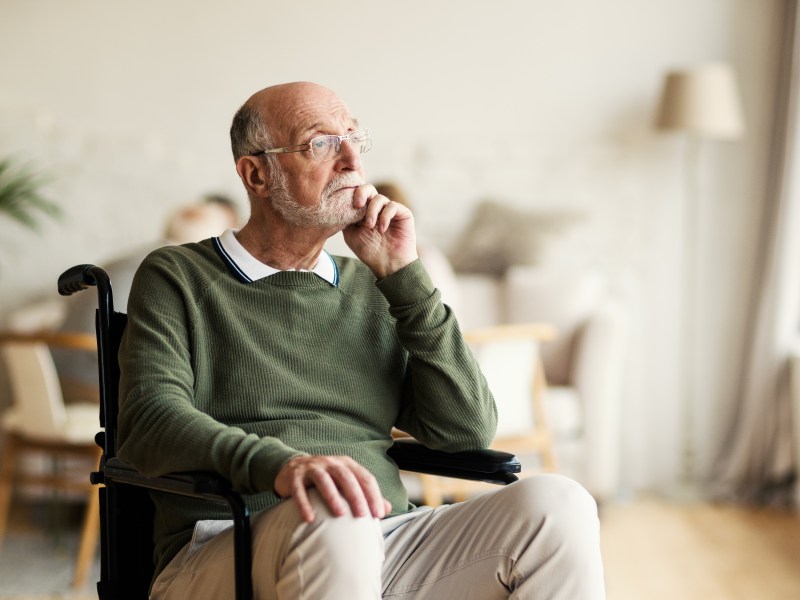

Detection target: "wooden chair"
[408, 323, 559, 506]
[0, 331, 101, 590]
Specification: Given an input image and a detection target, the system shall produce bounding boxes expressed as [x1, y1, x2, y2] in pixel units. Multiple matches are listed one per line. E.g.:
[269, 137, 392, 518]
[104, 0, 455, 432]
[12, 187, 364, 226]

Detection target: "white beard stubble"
[270, 167, 366, 230]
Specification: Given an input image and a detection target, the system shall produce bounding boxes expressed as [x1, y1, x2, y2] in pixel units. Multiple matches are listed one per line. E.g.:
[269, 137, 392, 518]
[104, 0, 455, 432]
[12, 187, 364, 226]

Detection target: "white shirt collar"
[213, 228, 339, 286]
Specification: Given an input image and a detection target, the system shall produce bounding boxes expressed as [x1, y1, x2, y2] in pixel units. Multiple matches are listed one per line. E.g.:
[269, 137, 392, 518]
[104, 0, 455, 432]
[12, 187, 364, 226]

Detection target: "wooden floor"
[2, 496, 800, 599]
[601, 496, 800, 600]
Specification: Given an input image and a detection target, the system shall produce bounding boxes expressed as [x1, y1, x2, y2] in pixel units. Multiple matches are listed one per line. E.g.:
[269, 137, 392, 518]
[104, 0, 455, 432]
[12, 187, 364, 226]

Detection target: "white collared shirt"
[213, 228, 339, 286]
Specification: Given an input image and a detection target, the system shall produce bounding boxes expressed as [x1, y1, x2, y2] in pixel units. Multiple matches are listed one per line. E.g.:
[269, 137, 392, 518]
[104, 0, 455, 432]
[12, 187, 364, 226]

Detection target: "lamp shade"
[656, 63, 745, 139]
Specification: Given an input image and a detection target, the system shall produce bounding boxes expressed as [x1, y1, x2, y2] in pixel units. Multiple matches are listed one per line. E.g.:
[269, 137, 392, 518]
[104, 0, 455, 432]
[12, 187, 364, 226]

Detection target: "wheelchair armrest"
[103, 457, 239, 503]
[388, 438, 521, 485]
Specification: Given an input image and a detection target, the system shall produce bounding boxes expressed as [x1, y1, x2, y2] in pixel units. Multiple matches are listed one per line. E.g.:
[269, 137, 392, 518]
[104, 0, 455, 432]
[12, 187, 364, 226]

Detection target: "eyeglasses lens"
[351, 130, 372, 155]
[310, 130, 372, 161]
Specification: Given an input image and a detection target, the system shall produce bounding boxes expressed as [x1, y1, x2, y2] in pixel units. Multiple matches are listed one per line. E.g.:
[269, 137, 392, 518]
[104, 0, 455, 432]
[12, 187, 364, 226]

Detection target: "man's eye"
[312, 137, 331, 149]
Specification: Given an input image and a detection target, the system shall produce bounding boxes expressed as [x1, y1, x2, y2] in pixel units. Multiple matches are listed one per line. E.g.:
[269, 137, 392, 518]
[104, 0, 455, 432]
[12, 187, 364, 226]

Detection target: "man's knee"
[295, 491, 384, 557]
[494, 474, 600, 547]
[245, 492, 385, 598]
[254, 491, 383, 574]
[514, 474, 598, 516]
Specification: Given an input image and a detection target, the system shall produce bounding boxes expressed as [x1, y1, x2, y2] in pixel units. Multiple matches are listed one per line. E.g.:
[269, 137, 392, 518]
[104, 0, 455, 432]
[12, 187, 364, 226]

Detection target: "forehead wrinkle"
[287, 107, 359, 143]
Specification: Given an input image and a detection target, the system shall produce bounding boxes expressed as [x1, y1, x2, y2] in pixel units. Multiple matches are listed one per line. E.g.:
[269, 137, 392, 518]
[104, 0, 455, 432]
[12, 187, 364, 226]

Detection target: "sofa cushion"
[545, 385, 583, 441]
[470, 336, 539, 439]
[453, 274, 504, 330]
[448, 201, 581, 276]
[468, 336, 582, 442]
[505, 267, 604, 385]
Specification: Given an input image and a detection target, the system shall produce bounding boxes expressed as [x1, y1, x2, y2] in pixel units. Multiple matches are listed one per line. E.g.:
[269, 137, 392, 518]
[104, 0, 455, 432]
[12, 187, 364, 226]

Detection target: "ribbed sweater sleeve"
[377, 260, 498, 450]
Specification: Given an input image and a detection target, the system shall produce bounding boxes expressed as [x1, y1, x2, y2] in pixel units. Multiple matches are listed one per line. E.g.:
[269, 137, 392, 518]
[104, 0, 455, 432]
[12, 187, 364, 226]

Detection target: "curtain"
[713, 0, 800, 505]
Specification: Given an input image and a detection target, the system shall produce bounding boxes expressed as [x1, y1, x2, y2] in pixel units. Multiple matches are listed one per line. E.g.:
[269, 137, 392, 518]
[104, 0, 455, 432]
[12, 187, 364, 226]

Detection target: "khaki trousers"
[150, 474, 605, 599]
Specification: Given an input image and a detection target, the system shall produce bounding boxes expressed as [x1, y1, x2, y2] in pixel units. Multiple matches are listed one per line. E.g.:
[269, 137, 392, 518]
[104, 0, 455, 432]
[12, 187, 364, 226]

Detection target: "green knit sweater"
[117, 239, 496, 578]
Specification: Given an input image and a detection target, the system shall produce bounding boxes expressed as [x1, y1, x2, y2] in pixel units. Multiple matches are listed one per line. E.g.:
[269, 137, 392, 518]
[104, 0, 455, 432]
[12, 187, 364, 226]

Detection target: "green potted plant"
[0, 157, 60, 231]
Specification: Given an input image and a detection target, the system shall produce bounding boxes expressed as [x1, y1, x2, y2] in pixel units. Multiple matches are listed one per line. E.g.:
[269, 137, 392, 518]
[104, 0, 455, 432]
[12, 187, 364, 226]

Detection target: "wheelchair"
[58, 264, 522, 600]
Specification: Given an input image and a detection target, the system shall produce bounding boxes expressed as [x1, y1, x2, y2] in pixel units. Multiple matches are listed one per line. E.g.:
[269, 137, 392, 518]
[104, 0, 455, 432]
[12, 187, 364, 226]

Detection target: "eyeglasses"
[252, 129, 372, 162]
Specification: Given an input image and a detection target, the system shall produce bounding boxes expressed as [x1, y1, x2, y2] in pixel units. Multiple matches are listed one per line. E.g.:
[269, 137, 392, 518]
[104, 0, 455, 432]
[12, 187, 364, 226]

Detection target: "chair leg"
[532, 358, 558, 472]
[72, 451, 101, 589]
[72, 487, 99, 589]
[0, 435, 18, 548]
[420, 474, 444, 507]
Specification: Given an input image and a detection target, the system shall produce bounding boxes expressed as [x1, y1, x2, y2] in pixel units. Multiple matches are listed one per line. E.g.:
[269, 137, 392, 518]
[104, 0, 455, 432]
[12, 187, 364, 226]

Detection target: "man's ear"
[236, 156, 269, 197]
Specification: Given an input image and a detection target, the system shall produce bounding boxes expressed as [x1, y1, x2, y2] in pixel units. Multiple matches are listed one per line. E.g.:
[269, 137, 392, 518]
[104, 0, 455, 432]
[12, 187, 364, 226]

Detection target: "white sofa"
[453, 266, 630, 501]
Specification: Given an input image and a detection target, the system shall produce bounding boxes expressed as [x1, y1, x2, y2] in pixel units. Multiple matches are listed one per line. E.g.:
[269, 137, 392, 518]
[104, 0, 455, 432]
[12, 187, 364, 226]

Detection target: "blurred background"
[1, 1, 799, 598]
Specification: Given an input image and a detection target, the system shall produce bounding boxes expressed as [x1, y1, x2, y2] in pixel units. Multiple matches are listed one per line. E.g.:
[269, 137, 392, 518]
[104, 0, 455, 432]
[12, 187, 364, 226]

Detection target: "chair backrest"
[97, 309, 158, 598]
[1, 340, 67, 438]
[100, 311, 127, 458]
[58, 265, 156, 599]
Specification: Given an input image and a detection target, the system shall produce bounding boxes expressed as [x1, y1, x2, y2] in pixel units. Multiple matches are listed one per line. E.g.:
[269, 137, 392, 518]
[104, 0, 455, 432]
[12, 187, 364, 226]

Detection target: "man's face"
[267, 86, 367, 230]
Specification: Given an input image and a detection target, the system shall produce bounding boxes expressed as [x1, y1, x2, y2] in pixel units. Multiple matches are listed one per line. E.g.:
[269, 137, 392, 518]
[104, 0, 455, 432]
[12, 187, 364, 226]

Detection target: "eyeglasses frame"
[250, 128, 372, 161]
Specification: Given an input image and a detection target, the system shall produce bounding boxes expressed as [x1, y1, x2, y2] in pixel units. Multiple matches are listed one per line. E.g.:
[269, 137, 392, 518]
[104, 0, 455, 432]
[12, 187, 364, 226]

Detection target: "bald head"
[230, 82, 352, 161]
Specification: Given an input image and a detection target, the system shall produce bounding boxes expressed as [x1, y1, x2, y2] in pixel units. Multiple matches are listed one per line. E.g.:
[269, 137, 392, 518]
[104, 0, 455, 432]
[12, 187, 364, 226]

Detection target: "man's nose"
[335, 138, 362, 171]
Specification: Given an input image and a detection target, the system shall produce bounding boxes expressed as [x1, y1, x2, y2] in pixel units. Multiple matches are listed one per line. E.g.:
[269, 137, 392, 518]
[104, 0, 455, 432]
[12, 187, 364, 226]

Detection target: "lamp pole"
[680, 135, 702, 489]
[655, 62, 745, 495]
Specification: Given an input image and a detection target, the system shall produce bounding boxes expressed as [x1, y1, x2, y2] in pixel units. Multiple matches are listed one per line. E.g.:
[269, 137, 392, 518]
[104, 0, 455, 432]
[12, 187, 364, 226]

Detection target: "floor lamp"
[655, 62, 745, 491]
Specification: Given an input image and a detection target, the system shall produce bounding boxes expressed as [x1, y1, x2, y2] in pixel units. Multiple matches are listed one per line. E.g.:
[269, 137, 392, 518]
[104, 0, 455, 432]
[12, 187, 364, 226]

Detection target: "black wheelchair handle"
[58, 264, 100, 296]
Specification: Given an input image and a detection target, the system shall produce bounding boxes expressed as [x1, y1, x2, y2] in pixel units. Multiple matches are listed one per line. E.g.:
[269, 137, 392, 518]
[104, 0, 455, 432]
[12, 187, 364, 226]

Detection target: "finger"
[307, 467, 349, 517]
[350, 463, 389, 518]
[330, 464, 372, 518]
[352, 184, 377, 209]
[365, 481, 390, 519]
[362, 195, 391, 229]
[375, 202, 401, 234]
[291, 478, 316, 523]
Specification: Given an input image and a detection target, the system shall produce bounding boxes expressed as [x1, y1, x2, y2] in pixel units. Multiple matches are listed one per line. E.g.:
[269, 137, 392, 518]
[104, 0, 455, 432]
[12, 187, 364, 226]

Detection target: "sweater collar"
[213, 228, 339, 286]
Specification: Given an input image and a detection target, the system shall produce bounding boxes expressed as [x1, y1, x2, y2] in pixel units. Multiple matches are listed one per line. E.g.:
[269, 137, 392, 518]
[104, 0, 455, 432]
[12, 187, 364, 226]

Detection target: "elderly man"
[117, 82, 604, 599]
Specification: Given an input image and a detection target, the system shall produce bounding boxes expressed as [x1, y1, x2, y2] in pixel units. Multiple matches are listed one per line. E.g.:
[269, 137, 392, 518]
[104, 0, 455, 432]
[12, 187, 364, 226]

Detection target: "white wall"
[0, 0, 780, 492]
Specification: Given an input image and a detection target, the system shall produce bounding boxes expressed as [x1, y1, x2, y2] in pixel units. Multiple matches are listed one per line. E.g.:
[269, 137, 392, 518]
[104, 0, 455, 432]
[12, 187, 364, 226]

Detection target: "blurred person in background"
[52, 194, 240, 403]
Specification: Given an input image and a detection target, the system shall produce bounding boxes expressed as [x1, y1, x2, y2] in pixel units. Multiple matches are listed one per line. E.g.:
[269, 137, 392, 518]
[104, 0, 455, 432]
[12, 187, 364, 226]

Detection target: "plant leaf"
[0, 157, 61, 231]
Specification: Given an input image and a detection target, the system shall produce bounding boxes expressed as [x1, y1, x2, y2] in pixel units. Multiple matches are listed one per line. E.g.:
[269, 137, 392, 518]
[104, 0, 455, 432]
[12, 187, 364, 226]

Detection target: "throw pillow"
[448, 200, 581, 276]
